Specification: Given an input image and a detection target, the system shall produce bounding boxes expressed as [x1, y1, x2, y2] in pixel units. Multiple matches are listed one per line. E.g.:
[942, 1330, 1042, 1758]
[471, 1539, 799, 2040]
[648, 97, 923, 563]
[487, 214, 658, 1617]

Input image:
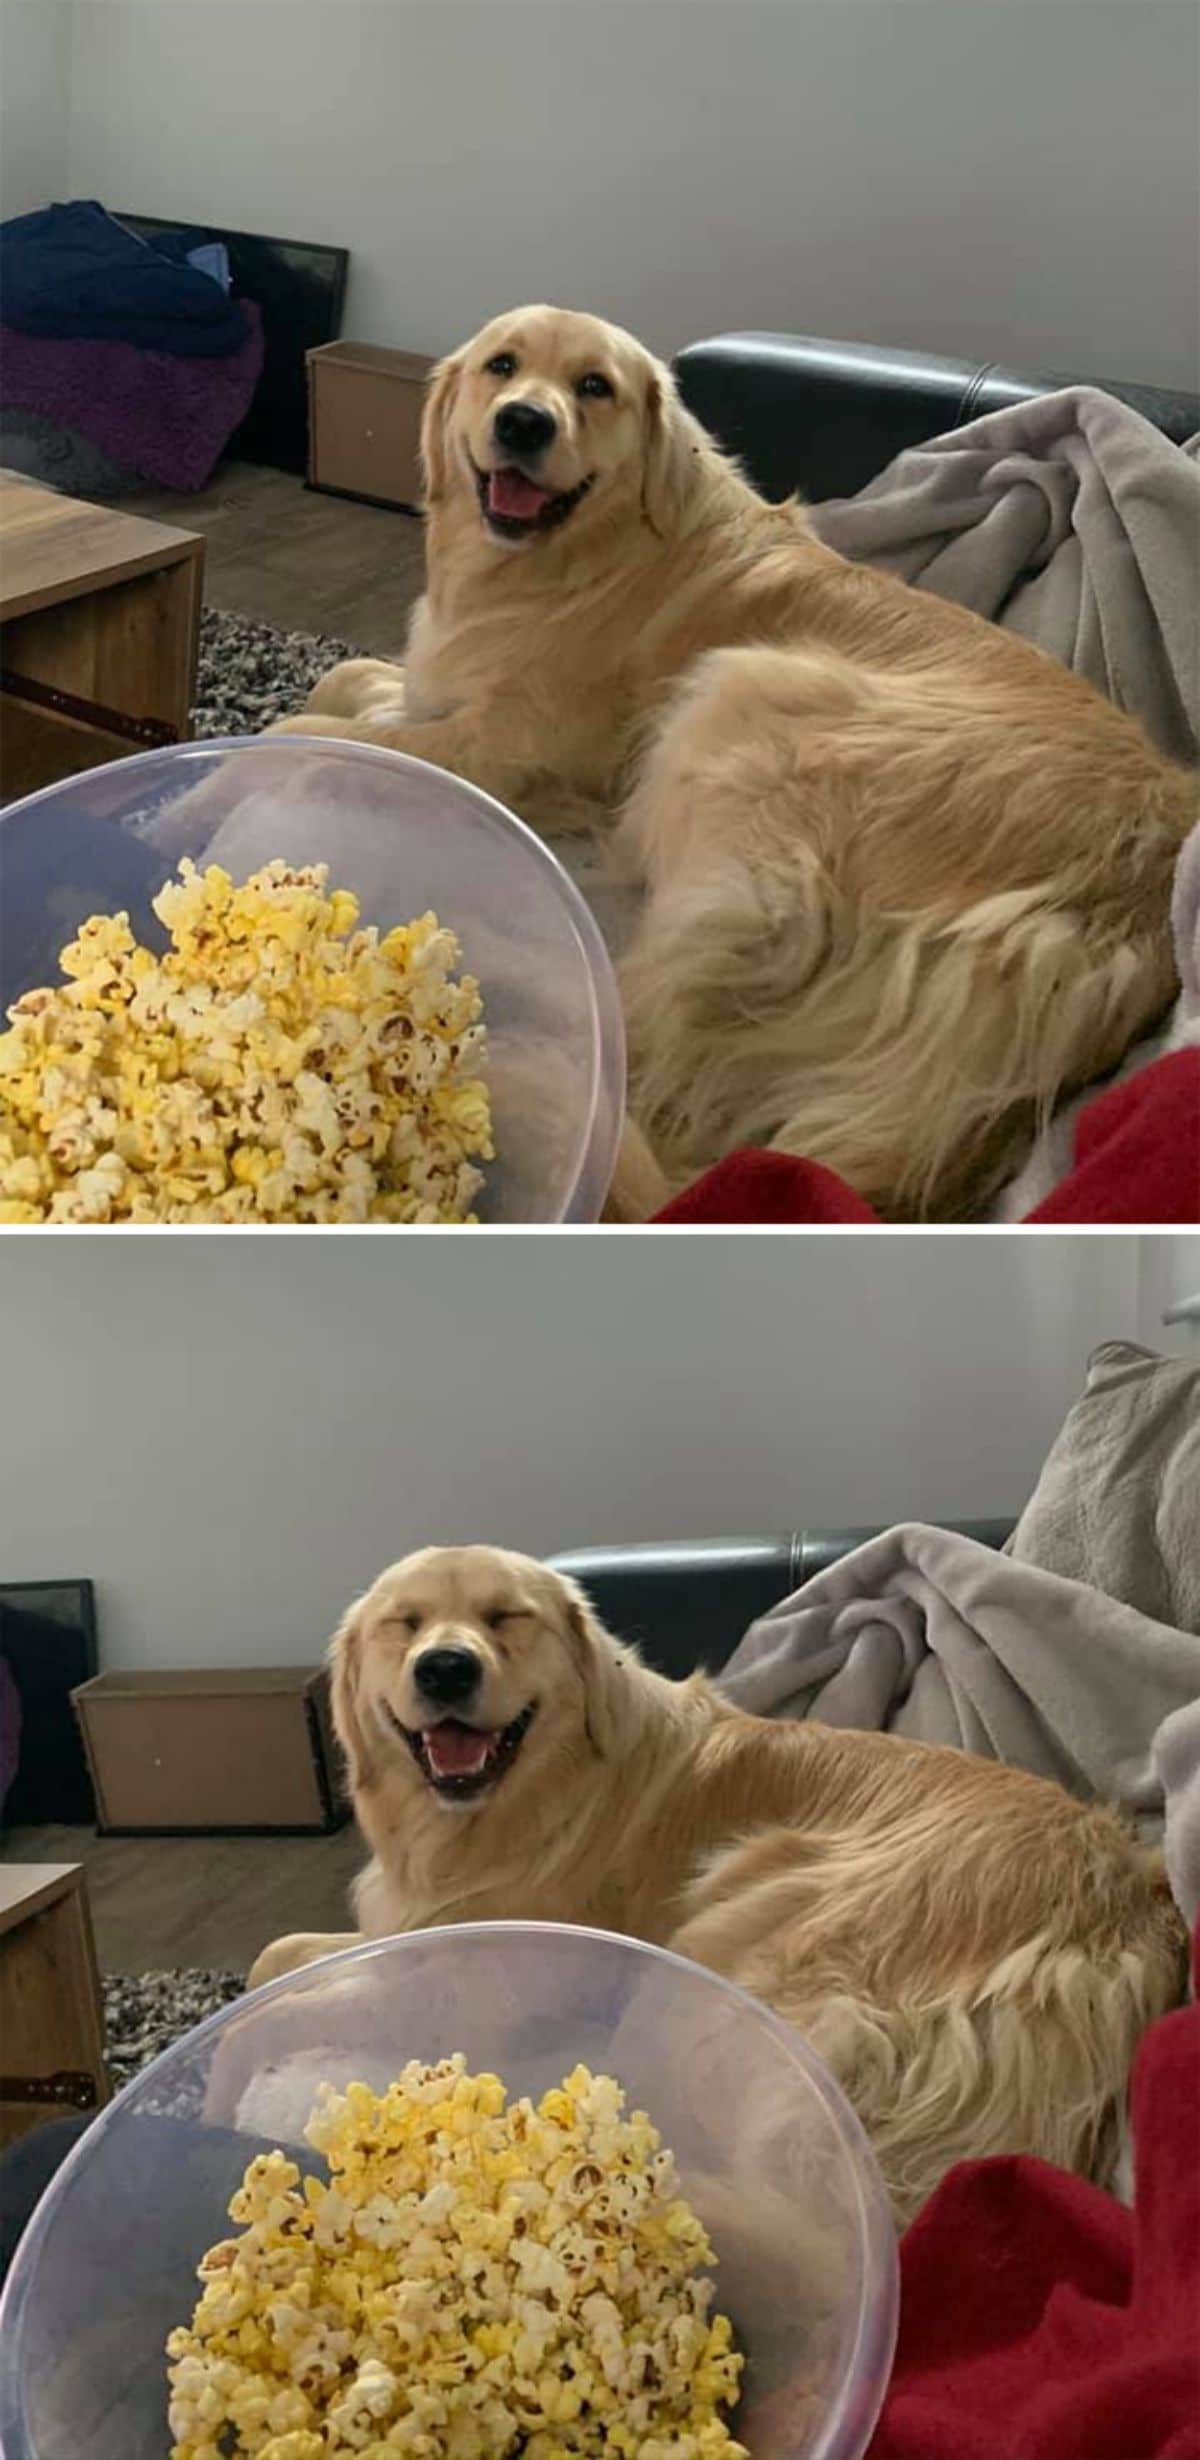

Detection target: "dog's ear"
[420, 350, 464, 508]
[642, 362, 702, 538]
[559, 1577, 630, 1760]
[328, 1596, 375, 1791]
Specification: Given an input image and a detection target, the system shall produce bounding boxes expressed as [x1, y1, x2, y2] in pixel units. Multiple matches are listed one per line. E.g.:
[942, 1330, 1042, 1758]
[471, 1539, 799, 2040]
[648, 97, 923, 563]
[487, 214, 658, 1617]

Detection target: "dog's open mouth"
[393, 1701, 537, 1800]
[474, 461, 594, 541]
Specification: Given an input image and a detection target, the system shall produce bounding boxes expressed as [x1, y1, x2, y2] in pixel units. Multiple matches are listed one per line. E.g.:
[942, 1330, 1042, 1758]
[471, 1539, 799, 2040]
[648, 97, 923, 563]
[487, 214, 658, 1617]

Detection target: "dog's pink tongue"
[489, 467, 550, 520]
[424, 1721, 493, 1778]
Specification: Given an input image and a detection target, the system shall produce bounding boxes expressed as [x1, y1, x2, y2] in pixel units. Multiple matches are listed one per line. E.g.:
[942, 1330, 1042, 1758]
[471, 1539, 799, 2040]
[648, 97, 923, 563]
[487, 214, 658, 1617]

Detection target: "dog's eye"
[576, 372, 614, 401]
[394, 1612, 421, 1634]
[484, 352, 517, 379]
[485, 1610, 517, 1630]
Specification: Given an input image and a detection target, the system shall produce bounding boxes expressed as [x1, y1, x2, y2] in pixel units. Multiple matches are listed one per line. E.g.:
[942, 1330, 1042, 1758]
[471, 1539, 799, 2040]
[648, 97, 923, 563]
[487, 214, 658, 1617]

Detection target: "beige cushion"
[1007, 1341, 1200, 1633]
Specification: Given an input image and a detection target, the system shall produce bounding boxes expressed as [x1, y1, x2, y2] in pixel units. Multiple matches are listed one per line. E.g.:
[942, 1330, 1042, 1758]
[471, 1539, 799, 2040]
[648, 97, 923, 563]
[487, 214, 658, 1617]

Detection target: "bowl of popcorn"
[0, 1923, 898, 2460]
[0, 737, 625, 1223]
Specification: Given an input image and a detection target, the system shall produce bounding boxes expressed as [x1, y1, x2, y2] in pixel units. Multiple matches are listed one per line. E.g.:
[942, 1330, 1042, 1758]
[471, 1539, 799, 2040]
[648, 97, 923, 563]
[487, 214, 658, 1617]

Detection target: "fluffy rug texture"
[193, 606, 361, 740]
[102, 1968, 244, 2091]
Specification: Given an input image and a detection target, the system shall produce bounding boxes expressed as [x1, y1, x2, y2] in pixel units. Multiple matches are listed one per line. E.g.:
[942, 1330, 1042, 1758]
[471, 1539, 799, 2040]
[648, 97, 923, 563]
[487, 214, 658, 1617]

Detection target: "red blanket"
[869, 1924, 1200, 2460]
[653, 1048, 1200, 1225]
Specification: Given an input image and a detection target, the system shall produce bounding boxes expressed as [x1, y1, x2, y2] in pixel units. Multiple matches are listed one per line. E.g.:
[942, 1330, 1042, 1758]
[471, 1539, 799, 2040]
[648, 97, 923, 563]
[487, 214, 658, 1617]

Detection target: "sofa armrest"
[547, 1520, 1015, 1679]
[672, 332, 1200, 505]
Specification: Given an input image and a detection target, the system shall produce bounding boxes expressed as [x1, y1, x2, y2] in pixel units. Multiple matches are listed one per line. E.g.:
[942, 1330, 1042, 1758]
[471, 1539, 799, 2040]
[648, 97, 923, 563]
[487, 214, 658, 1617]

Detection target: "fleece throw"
[716, 1521, 1200, 1833]
[1174, 819, 1200, 1013]
[1156, 1698, 1200, 1935]
[811, 384, 1200, 768]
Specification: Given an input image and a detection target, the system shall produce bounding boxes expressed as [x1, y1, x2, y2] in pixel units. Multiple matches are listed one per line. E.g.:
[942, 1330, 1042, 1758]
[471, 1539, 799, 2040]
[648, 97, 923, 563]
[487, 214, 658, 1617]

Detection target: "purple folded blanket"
[0, 299, 264, 491]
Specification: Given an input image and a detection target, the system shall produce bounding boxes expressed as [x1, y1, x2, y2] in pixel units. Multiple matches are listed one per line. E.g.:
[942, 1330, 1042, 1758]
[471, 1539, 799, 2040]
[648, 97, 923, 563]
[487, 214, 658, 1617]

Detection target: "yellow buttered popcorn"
[0, 861, 492, 1223]
[166, 2058, 747, 2459]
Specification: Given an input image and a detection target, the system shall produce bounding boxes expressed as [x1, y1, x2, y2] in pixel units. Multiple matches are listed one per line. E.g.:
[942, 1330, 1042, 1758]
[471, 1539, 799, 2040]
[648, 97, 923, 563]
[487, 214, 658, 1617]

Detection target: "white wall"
[1138, 1235, 1200, 1355]
[0, 1233, 1145, 1673]
[0, 0, 71, 220]
[52, 0, 1198, 387]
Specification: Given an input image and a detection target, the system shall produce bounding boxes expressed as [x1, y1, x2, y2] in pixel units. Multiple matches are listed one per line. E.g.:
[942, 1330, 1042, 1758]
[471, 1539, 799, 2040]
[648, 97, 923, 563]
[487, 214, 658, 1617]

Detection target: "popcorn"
[167, 2058, 746, 2458]
[0, 861, 492, 1223]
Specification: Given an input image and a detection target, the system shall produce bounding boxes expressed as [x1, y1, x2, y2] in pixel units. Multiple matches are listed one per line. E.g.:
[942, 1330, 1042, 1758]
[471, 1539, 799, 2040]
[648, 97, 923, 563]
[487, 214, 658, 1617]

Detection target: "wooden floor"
[134, 461, 426, 656]
[0, 1821, 363, 1974]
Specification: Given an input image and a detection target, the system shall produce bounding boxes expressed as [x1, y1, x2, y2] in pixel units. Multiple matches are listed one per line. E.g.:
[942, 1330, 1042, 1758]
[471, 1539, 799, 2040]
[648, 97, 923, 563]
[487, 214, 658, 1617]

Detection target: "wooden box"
[0, 1864, 109, 2146]
[307, 340, 433, 511]
[71, 1667, 350, 1834]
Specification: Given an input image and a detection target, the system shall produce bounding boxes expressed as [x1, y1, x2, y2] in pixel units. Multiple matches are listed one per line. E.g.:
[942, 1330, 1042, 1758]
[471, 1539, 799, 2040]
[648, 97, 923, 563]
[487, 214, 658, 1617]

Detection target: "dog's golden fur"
[272, 305, 1195, 1219]
[250, 1548, 1187, 2225]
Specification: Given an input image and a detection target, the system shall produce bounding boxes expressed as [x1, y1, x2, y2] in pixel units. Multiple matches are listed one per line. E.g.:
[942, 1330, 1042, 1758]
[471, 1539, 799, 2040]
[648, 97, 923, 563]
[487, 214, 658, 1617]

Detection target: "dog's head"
[421, 304, 703, 549]
[330, 1545, 632, 1812]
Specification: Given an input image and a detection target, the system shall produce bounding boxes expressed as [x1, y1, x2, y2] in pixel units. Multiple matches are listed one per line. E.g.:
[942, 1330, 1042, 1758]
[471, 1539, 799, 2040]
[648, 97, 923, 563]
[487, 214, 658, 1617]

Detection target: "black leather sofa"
[671, 333, 1200, 506]
[549, 1518, 1015, 1681]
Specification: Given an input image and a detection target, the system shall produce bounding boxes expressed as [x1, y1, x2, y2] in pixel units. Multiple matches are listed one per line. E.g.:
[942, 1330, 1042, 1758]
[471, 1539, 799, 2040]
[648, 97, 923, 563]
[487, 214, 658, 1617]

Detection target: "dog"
[249, 1547, 1187, 2224]
[269, 304, 1194, 1219]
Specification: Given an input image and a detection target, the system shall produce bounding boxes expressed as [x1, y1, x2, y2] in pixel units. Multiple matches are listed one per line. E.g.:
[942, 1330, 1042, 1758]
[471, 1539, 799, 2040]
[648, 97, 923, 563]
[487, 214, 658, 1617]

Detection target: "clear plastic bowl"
[0, 735, 625, 1222]
[0, 1922, 898, 2460]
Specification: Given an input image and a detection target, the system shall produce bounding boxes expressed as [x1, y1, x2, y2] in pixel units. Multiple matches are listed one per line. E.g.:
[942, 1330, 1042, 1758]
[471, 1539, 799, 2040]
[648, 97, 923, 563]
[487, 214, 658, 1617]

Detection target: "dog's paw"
[247, 1931, 356, 1990]
[304, 658, 406, 720]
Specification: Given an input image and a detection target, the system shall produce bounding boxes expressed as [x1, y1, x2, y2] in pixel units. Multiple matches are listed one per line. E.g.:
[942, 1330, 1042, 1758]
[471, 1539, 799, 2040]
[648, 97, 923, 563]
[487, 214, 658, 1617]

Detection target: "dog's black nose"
[414, 1646, 483, 1709]
[493, 401, 557, 457]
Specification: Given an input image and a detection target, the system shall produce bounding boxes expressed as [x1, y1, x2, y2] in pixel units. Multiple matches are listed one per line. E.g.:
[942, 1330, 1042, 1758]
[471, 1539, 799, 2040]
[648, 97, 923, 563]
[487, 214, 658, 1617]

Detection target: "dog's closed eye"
[485, 1609, 524, 1631]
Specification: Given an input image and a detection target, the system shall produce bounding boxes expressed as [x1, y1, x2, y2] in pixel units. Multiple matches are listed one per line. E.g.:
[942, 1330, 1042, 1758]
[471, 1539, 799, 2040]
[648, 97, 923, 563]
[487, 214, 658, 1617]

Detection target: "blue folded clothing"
[0, 199, 250, 357]
[186, 240, 231, 292]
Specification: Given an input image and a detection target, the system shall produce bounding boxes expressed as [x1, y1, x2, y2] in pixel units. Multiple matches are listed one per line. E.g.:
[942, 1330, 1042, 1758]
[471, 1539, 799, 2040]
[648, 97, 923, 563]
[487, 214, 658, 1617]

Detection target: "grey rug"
[103, 1968, 244, 2092]
[193, 605, 362, 740]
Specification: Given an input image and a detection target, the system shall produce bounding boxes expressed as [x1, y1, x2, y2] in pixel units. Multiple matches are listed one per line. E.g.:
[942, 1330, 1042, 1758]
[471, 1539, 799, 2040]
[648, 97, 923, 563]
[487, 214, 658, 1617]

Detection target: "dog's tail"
[744, 905, 1175, 1216]
[794, 1946, 1165, 2224]
[669, 1928, 1177, 2226]
[623, 884, 1165, 1218]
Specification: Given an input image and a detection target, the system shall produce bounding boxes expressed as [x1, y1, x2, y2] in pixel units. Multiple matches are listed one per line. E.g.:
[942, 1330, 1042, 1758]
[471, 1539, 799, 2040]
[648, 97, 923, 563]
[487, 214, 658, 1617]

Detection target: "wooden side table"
[0, 1863, 109, 2145]
[0, 479, 205, 803]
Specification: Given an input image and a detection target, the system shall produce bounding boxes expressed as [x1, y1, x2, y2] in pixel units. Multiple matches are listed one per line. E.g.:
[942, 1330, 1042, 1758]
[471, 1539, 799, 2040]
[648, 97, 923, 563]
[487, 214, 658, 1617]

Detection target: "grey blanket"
[1174, 819, 1200, 1022]
[812, 385, 1200, 768]
[718, 1521, 1200, 1835]
[1006, 1341, 1200, 1635]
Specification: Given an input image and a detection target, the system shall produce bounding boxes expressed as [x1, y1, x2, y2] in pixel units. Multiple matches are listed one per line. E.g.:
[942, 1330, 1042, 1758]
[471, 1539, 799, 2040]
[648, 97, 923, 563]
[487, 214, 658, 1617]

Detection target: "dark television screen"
[118, 215, 349, 475]
[1, 1579, 98, 1824]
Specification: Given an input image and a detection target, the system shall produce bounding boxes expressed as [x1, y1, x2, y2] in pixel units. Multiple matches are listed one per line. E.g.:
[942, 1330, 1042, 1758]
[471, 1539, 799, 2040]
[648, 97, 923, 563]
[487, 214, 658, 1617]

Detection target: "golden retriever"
[249, 1547, 1186, 2225]
[271, 305, 1194, 1219]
